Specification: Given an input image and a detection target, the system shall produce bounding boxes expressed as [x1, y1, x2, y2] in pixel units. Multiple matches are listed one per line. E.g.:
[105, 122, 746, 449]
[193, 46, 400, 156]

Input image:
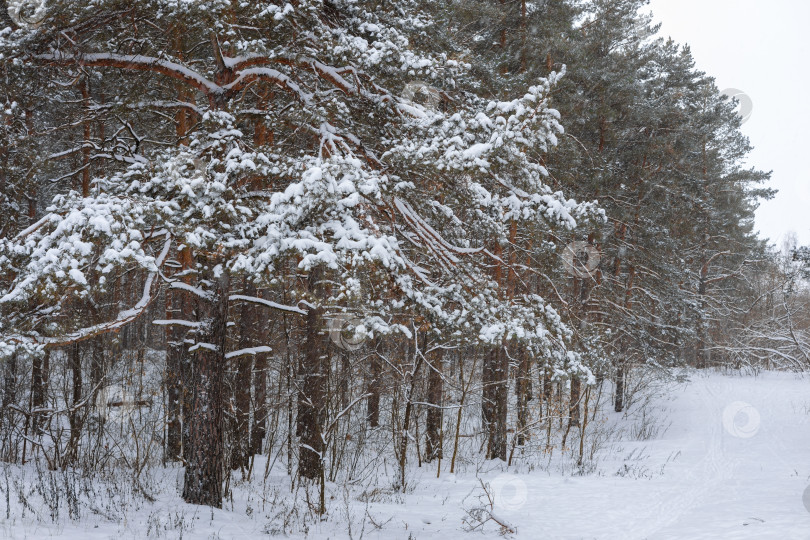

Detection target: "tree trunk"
[1, 350, 18, 459]
[66, 342, 84, 465]
[30, 350, 49, 438]
[165, 257, 187, 461]
[182, 272, 229, 507]
[166, 333, 183, 461]
[515, 349, 529, 446]
[166, 35, 190, 461]
[339, 351, 350, 410]
[90, 337, 105, 408]
[397, 338, 423, 490]
[231, 279, 256, 471]
[569, 377, 581, 427]
[250, 354, 267, 455]
[569, 272, 590, 428]
[696, 268, 708, 369]
[1, 351, 16, 415]
[424, 349, 443, 463]
[482, 347, 507, 461]
[178, 247, 195, 462]
[89, 337, 106, 457]
[297, 268, 326, 481]
[367, 346, 381, 428]
[540, 365, 552, 420]
[614, 363, 625, 413]
[250, 309, 269, 455]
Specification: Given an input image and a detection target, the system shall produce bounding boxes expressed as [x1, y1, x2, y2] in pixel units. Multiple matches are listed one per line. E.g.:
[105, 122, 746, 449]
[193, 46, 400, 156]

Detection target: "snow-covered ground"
[354, 370, 810, 540]
[3, 370, 810, 539]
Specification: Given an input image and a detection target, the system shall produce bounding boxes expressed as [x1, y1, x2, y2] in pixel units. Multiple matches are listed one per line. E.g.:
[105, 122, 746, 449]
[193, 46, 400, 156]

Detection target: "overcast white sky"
[646, 0, 810, 247]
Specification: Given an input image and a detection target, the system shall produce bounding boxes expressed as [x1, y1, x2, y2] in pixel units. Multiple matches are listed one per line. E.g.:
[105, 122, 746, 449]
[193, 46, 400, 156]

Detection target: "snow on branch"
[223, 67, 313, 106]
[188, 342, 218, 353]
[393, 197, 484, 273]
[229, 294, 307, 315]
[224, 53, 360, 95]
[36, 52, 220, 96]
[224, 346, 273, 359]
[169, 281, 213, 300]
[34, 52, 315, 108]
[89, 100, 203, 116]
[152, 319, 201, 328]
[13, 232, 173, 350]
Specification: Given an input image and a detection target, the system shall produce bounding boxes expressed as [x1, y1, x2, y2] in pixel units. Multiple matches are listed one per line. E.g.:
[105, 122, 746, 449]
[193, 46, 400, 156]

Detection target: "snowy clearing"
[3, 370, 810, 540]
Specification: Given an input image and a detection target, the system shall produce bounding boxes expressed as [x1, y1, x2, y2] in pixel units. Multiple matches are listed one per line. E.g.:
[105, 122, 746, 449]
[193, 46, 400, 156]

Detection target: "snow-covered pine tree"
[0, 0, 598, 505]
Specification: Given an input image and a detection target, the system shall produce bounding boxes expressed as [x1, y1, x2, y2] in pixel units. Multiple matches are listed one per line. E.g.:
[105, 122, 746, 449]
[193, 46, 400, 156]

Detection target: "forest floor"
[3, 370, 810, 539]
